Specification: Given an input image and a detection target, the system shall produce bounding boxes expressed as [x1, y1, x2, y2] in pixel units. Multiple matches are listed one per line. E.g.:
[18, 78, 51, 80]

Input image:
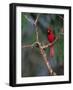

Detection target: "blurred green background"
[21, 13, 64, 77]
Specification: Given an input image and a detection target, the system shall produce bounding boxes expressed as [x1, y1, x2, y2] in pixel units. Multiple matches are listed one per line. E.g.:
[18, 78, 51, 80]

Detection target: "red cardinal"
[47, 27, 55, 57]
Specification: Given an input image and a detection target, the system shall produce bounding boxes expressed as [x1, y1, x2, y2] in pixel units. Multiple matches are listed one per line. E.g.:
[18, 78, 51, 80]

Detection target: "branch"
[60, 27, 64, 34]
[38, 44, 56, 75]
[42, 32, 64, 49]
[22, 42, 37, 48]
[35, 26, 39, 42]
[34, 14, 40, 25]
[22, 41, 56, 75]
[59, 32, 64, 35]
[24, 14, 40, 26]
[22, 44, 33, 48]
[59, 16, 64, 20]
[22, 41, 42, 49]
[24, 15, 34, 25]
[34, 14, 40, 42]
[42, 36, 58, 49]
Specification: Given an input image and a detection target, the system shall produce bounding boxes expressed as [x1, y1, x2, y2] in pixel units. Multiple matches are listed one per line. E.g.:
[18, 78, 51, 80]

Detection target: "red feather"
[47, 27, 55, 57]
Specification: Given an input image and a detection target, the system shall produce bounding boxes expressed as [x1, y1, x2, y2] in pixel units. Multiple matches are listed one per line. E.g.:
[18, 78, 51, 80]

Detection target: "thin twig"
[22, 41, 42, 48]
[22, 44, 33, 48]
[34, 14, 40, 42]
[34, 14, 40, 25]
[22, 41, 38, 48]
[59, 32, 64, 35]
[42, 37, 58, 49]
[59, 16, 64, 20]
[24, 14, 40, 26]
[42, 32, 64, 49]
[35, 26, 39, 42]
[24, 15, 34, 25]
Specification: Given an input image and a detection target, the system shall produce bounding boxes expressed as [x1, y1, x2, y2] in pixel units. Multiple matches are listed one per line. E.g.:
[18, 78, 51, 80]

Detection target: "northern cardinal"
[47, 27, 55, 57]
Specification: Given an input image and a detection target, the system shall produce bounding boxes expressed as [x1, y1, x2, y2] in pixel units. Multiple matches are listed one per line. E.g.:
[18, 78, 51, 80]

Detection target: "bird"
[47, 27, 55, 57]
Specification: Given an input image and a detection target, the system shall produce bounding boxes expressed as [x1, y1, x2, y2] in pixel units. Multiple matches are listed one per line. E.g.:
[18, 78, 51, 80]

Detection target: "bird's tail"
[50, 45, 55, 57]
